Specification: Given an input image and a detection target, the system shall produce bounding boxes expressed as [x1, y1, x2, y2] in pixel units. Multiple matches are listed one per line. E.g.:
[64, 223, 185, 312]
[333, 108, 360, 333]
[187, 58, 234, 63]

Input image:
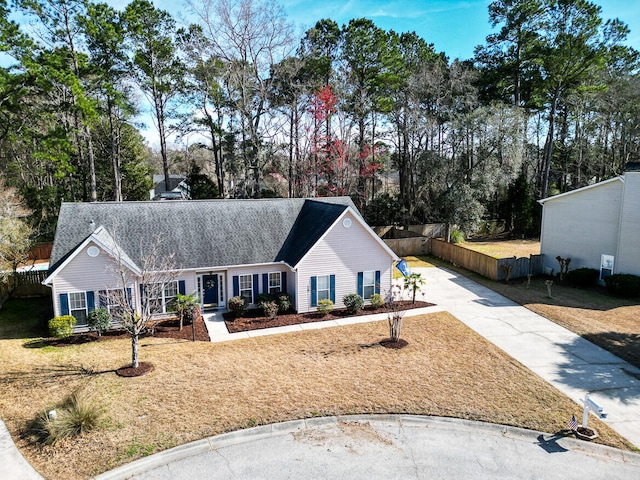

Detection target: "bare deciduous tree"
[105, 235, 177, 369]
[187, 0, 295, 197]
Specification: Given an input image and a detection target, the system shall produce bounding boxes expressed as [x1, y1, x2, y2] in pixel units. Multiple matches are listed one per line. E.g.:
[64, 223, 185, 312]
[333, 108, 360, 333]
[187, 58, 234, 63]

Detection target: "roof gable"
[276, 200, 348, 266]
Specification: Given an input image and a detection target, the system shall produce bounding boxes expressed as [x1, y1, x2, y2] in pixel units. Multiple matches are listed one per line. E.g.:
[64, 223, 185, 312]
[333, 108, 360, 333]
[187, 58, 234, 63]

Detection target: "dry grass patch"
[0, 311, 634, 479]
[460, 238, 540, 258]
[425, 256, 640, 369]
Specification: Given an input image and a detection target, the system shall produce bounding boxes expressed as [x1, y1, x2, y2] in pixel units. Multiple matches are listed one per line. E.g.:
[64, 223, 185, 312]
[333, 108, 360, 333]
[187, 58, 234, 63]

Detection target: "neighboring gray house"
[43, 198, 398, 330]
[539, 163, 640, 279]
[150, 174, 190, 200]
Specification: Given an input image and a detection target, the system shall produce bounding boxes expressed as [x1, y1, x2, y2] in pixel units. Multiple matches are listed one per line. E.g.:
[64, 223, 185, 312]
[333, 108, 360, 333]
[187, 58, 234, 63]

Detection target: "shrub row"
[604, 273, 640, 298]
[564, 268, 640, 297]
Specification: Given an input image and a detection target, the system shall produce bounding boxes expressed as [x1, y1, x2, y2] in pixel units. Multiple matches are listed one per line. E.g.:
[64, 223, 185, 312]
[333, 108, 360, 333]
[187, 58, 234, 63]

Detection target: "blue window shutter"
[310, 276, 317, 307]
[98, 290, 107, 308]
[232, 276, 239, 297]
[282, 272, 287, 294]
[252, 274, 259, 302]
[357, 272, 364, 297]
[126, 288, 133, 307]
[262, 273, 268, 294]
[375, 271, 381, 294]
[86, 291, 95, 313]
[330, 275, 336, 303]
[178, 280, 186, 295]
[60, 293, 69, 316]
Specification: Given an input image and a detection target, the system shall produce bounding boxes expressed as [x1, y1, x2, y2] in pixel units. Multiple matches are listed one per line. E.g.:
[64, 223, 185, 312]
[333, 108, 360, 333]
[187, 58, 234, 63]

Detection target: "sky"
[279, 0, 640, 60]
[103, 0, 640, 61]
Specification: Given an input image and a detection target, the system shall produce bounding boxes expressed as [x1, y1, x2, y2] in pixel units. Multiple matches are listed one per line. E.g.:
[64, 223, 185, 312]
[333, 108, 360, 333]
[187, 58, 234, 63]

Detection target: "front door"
[202, 274, 219, 308]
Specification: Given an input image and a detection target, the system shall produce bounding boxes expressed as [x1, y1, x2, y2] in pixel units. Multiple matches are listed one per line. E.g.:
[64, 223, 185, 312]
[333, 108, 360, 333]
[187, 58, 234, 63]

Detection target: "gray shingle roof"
[50, 197, 356, 272]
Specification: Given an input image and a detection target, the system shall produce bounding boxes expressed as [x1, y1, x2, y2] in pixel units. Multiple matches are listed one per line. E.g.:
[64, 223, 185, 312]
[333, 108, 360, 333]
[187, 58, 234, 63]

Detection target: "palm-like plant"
[403, 273, 425, 304]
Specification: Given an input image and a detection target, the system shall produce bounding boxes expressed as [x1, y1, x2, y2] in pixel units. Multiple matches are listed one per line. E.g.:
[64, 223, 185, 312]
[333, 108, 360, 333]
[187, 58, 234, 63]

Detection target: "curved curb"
[93, 415, 640, 479]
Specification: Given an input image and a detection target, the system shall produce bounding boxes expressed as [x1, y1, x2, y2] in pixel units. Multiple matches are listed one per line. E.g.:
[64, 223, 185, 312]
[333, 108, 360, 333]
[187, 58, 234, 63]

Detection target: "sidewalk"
[0, 420, 43, 480]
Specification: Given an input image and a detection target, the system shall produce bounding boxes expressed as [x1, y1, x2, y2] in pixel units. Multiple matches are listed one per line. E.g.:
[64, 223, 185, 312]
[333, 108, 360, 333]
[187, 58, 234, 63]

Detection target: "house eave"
[538, 176, 624, 205]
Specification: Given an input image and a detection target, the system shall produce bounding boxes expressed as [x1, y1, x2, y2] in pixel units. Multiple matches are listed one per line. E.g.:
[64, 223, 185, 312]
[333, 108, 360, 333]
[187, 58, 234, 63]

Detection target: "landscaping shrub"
[256, 293, 273, 306]
[566, 268, 599, 287]
[604, 274, 640, 297]
[32, 390, 102, 445]
[260, 300, 278, 320]
[228, 296, 247, 318]
[276, 292, 292, 313]
[343, 293, 364, 314]
[87, 308, 111, 336]
[316, 299, 334, 315]
[48, 315, 76, 338]
[370, 293, 384, 309]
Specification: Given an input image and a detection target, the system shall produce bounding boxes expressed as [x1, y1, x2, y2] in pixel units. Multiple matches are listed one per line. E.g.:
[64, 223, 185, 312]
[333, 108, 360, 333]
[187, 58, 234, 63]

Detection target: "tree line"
[1, 0, 638, 242]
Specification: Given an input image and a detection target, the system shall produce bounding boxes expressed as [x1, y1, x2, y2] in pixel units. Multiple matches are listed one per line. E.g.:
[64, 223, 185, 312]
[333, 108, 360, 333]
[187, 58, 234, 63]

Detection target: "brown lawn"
[460, 238, 540, 258]
[425, 256, 640, 369]
[0, 301, 634, 480]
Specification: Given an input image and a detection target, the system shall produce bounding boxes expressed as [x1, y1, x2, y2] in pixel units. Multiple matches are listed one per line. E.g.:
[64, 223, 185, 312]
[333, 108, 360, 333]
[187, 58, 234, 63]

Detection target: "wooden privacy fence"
[28, 242, 53, 261]
[384, 237, 430, 257]
[430, 238, 544, 281]
[0, 271, 50, 302]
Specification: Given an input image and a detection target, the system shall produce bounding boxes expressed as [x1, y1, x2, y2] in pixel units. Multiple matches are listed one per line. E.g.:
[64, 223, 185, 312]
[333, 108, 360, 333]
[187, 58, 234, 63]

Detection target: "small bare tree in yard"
[106, 238, 177, 370]
[386, 286, 406, 343]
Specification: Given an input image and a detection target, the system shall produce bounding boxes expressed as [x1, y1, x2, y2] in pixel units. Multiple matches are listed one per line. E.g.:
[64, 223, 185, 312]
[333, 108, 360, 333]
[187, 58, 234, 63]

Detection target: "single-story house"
[43, 197, 399, 330]
[539, 162, 640, 279]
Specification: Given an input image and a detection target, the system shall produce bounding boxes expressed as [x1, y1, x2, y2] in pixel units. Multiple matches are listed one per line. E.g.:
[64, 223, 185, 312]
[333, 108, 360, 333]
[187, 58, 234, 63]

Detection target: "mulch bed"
[38, 316, 212, 347]
[224, 300, 434, 333]
[116, 361, 154, 377]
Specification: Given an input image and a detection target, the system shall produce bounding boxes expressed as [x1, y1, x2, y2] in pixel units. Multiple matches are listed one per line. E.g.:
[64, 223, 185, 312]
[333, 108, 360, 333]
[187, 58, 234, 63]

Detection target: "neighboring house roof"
[48, 198, 358, 276]
[538, 176, 624, 205]
[151, 174, 190, 200]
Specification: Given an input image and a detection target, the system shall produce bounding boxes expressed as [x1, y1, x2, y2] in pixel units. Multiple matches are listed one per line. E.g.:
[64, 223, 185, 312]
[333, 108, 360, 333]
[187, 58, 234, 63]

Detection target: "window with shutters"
[69, 291, 88, 325]
[239, 274, 253, 304]
[362, 271, 376, 300]
[268, 272, 282, 295]
[317, 275, 330, 301]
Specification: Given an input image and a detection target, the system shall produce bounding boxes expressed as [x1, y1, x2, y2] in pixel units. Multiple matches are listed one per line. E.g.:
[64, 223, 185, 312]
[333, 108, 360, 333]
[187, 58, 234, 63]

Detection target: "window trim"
[316, 275, 330, 301]
[69, 291, 88, 325]
[106, 288, 126, 314]
[362, 270, 376, 300]
[239, 274, 254, 304]
[145, 280, 178, 314]
[268, 272, 282, 295]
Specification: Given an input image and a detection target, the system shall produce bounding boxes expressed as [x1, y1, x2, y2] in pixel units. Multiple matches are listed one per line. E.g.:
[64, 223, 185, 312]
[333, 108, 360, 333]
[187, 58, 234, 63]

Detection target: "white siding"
[226, 265, 292, 306]
[296, 211, 395, 313]
[540, 180, 623, 273]
[51, 242, 131, 317]
[617, 172, 640, 275]
[51, 242, 198, 317]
